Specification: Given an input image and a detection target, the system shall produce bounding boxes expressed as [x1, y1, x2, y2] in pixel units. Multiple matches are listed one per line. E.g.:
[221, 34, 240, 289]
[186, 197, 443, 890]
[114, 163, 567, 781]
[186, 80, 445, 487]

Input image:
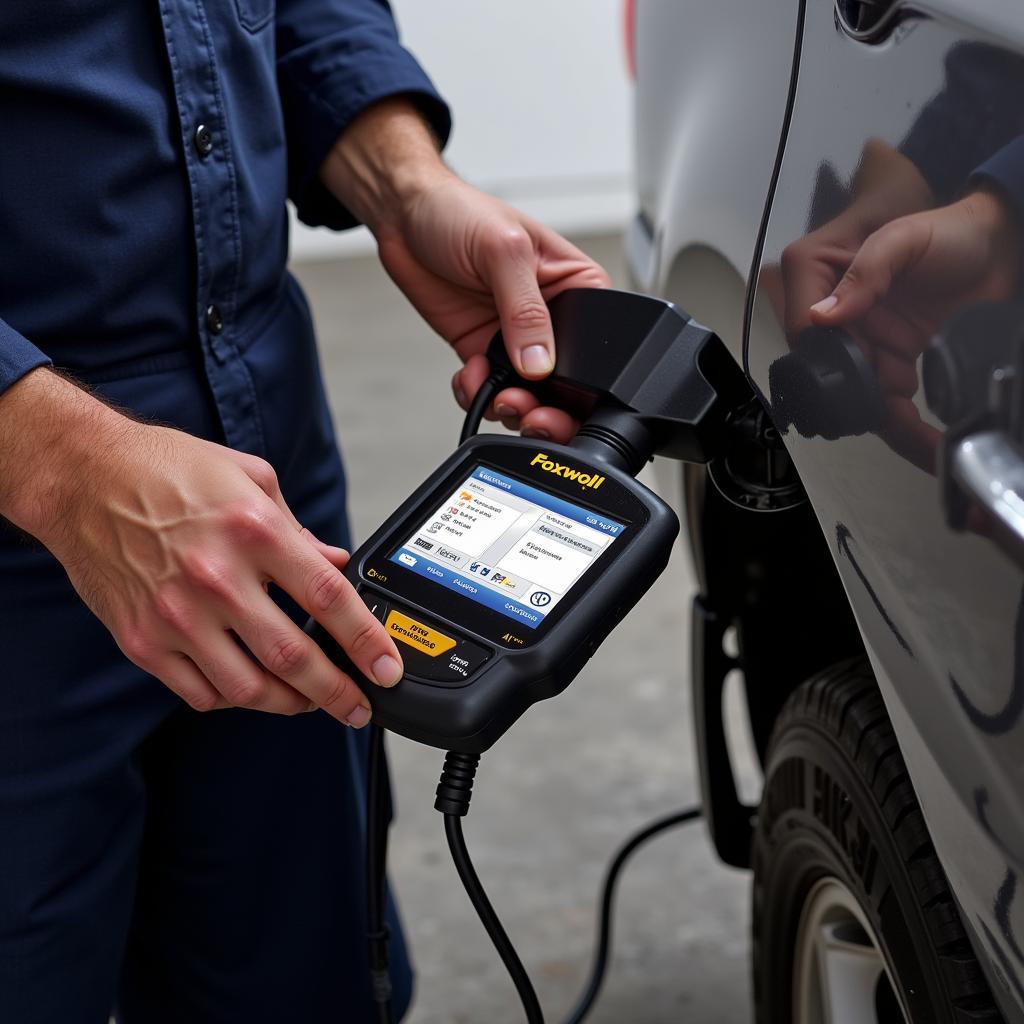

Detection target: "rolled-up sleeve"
[0, 319, 50, 399]
[276, 0, 452, 230]
[970, 137, 1024, 224]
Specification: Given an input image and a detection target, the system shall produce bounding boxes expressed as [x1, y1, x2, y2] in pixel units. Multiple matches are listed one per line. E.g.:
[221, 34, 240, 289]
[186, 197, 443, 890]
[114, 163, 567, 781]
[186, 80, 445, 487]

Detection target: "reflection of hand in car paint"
[778, 139, 935, 340]
[801, 188, 1021, 470]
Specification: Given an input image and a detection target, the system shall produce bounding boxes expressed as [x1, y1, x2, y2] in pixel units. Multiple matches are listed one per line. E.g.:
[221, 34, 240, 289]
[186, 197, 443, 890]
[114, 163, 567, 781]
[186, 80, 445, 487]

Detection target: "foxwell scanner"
[308, 288, 753, 1024]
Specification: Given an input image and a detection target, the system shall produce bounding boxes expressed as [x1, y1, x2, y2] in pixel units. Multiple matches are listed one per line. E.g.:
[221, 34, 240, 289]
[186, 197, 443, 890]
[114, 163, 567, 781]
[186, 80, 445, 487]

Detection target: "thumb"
[481, 228, 555, 379]
[809, 219, 919, 326]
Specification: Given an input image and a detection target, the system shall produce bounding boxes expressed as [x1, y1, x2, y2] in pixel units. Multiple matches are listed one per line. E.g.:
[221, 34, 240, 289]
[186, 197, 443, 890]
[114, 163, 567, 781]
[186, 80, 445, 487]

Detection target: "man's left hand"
[321, 98, 610, 443]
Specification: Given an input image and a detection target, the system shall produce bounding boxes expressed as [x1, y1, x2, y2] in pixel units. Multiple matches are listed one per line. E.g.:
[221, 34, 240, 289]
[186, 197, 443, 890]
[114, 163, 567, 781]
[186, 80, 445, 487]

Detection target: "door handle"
[948, 429, 1024, 572]
[930, 303, 1024, 571]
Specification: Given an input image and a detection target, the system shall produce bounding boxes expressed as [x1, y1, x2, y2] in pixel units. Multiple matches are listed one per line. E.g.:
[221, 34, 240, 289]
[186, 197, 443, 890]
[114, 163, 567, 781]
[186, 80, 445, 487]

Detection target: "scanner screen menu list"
[390, 466, 625, 628]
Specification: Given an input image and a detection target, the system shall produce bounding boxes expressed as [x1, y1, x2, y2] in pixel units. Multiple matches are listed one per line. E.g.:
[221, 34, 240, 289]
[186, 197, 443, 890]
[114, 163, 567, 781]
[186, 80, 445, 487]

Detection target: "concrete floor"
[293, 234, 755, 1024]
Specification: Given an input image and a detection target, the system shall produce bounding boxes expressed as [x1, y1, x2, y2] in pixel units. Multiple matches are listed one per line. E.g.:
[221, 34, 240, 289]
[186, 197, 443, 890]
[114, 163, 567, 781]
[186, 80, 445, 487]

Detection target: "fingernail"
[346, 704, 372, 729]
[522, 426, 550, 440]
[454, 383, 467, 407]
[811, 295, 838, 315]
[521, 344, 554, 376]
[495, 403, 517, 418]
[372, 654, 403, 687]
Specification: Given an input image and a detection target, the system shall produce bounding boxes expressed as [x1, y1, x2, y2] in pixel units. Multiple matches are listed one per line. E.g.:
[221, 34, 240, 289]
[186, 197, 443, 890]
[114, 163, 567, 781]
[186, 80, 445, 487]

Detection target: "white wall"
[289, 0, 633, 261]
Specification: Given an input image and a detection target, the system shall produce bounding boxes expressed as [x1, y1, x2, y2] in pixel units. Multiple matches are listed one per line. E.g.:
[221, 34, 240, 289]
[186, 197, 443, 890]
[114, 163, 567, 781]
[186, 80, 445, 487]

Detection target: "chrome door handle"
[931, 303, 1024, 570]
[950, 430, 1024, 571]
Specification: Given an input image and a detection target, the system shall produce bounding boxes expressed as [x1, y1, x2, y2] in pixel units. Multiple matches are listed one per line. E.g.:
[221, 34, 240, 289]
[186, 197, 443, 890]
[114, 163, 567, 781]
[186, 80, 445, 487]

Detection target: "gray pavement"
[292, 234, 754, 1024]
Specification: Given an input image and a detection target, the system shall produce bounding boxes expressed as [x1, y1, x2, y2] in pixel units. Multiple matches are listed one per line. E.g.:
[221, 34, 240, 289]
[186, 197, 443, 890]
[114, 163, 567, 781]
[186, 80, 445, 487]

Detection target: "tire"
[752, 659, 1002, 1023]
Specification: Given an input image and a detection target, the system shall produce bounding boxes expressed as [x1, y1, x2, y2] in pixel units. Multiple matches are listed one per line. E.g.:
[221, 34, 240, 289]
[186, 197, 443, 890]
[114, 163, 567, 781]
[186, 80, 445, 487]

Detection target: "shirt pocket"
[233, 0, 274, 33]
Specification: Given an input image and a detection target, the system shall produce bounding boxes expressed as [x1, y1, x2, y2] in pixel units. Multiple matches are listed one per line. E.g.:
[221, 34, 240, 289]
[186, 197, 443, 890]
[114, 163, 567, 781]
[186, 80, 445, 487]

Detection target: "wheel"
[752, 659, 1002, 1022]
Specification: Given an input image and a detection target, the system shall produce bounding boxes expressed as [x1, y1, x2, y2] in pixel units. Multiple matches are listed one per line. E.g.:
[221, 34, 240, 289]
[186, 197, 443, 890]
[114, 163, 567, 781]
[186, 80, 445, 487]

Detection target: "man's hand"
[806, 187, 1022, 470]
[321, 99, 610, 444]
[0, 370, 403, 726]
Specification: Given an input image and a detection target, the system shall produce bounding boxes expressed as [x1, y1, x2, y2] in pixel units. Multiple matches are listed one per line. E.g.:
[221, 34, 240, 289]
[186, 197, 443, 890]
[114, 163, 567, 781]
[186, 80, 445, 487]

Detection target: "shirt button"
[194, 123, 214, 158]
[205, 304, 224, 335]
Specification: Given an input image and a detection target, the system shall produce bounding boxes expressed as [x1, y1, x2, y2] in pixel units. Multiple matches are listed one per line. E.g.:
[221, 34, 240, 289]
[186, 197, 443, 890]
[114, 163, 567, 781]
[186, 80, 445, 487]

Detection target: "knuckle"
[152, 586, 192, 635]
[250, 458, 279, 494]
[182, 550, 235, 599]
[345, 617, 380, 658]
[320, 674, 355, 712]
[840, 260, 868, 288]
[306, 564, 351, 616]
[119, 628, 155, 668]
[265, 633, 311, 678]
[488, 226, 532, 259]
[508, 298, 550, 331]
[223, 674, 265, 708]
[184, 688, 219, 713]
[859, 223, 901, 265]
[224, 502, 277, 546]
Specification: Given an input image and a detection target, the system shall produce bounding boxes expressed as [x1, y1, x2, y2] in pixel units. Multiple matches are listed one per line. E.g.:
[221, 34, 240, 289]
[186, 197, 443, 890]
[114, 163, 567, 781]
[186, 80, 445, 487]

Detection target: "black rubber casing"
[310, 434, 678, 752]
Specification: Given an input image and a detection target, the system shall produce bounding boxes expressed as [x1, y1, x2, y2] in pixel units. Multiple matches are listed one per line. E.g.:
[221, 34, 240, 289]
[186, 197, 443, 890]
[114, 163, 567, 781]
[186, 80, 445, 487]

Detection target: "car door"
[746, 0, 1024, 1016]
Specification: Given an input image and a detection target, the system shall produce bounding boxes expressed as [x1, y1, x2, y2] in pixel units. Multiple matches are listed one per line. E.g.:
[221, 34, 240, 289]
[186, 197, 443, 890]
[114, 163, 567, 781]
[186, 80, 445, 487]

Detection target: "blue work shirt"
[0, 9, 449, 1019]
[0, 0, 450, 454]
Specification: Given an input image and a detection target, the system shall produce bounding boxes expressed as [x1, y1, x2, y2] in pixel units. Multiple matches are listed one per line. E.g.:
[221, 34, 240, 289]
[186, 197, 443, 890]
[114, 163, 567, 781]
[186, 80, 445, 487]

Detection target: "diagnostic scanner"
[310, 288, 750, 752]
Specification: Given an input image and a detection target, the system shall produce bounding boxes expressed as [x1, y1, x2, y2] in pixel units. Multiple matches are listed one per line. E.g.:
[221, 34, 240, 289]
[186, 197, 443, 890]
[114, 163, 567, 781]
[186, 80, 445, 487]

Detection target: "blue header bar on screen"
[470, 466, 625, 536]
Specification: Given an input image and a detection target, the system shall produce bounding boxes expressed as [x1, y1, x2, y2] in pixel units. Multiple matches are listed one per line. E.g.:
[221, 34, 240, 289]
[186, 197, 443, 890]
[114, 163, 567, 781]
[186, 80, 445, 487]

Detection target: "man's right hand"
[0, 368, 402, 726]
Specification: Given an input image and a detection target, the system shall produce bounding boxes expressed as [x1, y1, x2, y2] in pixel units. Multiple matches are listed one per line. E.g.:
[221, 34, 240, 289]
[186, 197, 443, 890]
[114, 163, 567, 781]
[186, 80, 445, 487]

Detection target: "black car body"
[629, 1, 1024, 1019]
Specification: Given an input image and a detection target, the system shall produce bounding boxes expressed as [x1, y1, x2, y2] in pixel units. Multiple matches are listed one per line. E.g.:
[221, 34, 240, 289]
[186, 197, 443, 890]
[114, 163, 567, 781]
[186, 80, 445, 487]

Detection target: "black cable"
[366, 723, 394, 1024]
[435, 750, 545, 1024]
[436, 751, 703, 1024]
[445, 814, 546, 1024]
[562, 806, 703, 1024]
[460, 367, 511, 445]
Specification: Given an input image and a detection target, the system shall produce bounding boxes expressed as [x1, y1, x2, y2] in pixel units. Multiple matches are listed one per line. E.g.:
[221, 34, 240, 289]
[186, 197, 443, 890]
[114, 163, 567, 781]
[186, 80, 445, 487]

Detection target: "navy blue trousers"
[0, 279, 412, 1022]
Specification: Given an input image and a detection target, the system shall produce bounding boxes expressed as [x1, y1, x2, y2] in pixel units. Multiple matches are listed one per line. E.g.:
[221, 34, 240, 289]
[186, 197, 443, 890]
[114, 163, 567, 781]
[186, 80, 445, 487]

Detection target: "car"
[626, 1, 1024, 1021]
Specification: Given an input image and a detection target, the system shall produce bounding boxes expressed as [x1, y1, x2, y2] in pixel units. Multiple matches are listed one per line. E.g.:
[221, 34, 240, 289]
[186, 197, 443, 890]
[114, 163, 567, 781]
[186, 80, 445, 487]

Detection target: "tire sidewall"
[753, 718, 953, 1023]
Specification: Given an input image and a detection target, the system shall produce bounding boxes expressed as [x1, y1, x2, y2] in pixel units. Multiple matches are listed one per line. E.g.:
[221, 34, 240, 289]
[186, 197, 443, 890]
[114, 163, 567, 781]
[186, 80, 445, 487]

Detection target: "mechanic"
[0, 4, 606, 1022]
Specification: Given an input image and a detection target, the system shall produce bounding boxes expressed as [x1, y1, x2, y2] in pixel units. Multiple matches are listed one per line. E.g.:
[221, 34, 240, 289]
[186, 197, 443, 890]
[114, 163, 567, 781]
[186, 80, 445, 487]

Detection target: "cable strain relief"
[570, 405, 656, 476]
[434, 751, 482, 816]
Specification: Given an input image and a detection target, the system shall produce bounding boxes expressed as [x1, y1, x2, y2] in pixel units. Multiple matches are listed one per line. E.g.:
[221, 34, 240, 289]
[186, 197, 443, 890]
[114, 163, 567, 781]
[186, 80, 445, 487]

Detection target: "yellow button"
[385, 610, 456, 657]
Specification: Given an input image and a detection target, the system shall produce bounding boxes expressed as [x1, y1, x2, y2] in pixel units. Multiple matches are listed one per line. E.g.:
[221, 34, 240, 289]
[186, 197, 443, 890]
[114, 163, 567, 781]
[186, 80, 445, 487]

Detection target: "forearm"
[318, 97, 452, 237]
[0, 367, 128, 541]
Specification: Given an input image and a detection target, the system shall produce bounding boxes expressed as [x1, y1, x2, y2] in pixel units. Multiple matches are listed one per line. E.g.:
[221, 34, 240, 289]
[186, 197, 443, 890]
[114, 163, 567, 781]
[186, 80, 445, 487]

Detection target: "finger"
[267, 537, 404, 689]
[454, 354, 492, 413]
[150, 652, 231, 713]
[780, 237, 849, 339]
[859, 304, 932, 363]
[186, 628, 313, 716]
[809, 219, 924, 326]
[871, 348, 920, 398]
[493, 387, 541, 430]
[480, 228, 555, 379]
[520, 406, 580, 445]
[298, 529, 349, 570]
[881, 397, 942, 474]
[233, 590, 373, 728]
